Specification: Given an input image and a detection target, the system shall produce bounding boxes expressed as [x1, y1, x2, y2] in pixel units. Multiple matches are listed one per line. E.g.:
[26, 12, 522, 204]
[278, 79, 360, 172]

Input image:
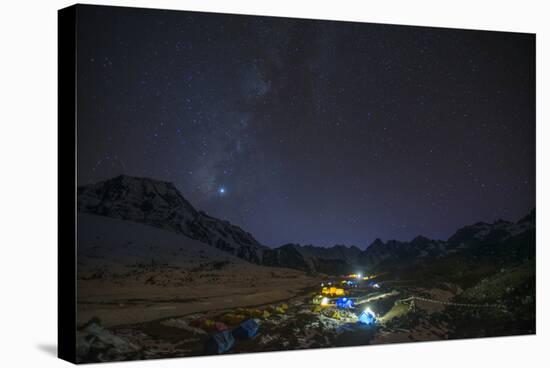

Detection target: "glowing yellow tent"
[322, 287, 345, 296]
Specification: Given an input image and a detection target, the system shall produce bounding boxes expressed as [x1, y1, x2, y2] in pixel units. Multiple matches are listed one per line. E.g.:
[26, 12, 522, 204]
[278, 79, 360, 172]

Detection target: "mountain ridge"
[77, 175, 535, 274]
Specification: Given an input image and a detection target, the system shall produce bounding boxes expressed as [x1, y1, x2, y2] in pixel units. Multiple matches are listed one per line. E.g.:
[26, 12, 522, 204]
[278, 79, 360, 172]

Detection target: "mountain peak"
[368, 238, 385, 248]
[411, 235, 432, 244]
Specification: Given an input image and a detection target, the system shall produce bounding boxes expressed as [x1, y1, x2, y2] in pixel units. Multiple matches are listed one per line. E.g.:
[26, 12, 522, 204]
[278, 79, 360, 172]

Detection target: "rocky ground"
[76, 273, 534, 363]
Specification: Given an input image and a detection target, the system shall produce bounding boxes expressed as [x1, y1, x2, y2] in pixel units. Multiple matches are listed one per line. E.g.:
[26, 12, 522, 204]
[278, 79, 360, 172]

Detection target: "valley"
[74, 176, 535, 363]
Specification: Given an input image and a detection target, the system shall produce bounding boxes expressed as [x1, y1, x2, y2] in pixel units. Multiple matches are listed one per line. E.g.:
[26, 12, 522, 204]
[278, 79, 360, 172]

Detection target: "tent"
[221, 313, 247, 325]
[358, 308, 376, 325]
[248, 309, 263, 318]
[322, 287, 345, 296]
[202, 319, 215, 330]
[233, 318, 260, 339]
[331, 310, 342, 320]
[205, 330, 235, 354]
[214, 321, 228, 332]
[335, 297, 355, 309]
[312, 295, 324, 305]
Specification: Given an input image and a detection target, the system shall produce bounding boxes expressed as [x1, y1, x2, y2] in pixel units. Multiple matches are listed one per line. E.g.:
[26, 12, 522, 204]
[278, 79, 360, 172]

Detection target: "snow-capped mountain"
[78, 175, 267, 263]
[359, 209, 535, 270]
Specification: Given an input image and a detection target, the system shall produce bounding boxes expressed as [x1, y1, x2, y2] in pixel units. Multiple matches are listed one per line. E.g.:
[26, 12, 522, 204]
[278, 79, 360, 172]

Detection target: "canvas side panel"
[58, 4, 77, 364]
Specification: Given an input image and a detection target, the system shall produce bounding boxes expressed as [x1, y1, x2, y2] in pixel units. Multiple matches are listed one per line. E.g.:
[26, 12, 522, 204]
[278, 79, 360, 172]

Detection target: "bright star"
[218, 187, 226, 195]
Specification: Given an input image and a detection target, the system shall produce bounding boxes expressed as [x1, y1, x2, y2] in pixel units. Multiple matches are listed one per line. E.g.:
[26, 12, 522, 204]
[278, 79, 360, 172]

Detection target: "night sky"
[76, 5, 535, 248]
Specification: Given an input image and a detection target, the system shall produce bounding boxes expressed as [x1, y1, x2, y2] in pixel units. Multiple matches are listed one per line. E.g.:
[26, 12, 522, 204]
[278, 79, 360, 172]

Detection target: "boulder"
[76, 320, 140, 363]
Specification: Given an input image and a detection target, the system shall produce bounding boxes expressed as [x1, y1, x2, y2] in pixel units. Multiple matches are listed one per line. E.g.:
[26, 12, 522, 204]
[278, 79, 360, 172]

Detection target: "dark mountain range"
[78, 175, 535, 275]
[361, 213, 535, 283]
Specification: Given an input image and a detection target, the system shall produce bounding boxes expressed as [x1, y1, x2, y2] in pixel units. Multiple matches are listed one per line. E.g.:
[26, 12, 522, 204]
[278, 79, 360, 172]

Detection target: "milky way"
[76, 6, 535, 247]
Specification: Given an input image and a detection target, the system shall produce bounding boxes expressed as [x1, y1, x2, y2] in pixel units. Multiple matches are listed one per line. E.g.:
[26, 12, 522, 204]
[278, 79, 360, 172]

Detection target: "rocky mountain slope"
[78, 175, 267, 263]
